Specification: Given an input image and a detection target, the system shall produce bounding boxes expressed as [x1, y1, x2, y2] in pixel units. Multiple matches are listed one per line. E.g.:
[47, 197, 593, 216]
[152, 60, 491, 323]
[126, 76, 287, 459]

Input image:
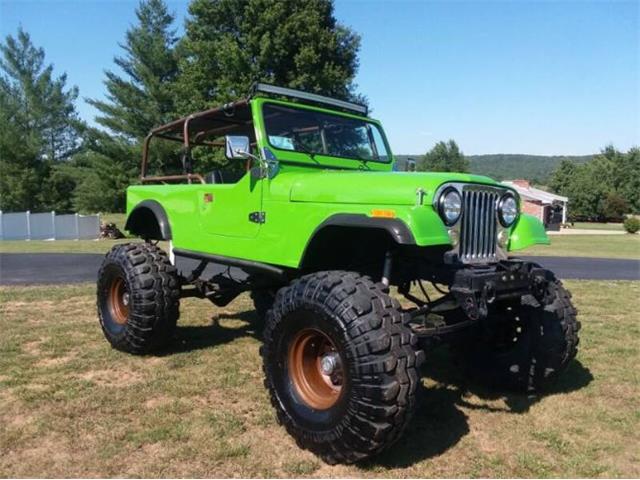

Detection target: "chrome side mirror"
[225, 135, 250, 160]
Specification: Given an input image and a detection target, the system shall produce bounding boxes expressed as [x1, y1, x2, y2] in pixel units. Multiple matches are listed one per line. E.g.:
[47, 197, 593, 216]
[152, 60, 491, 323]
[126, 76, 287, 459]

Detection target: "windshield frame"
[260, 100, 393, 164]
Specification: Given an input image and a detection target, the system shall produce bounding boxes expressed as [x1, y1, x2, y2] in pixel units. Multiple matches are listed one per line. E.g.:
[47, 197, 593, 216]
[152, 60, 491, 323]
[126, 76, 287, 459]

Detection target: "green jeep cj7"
[97, 84, 580, 464]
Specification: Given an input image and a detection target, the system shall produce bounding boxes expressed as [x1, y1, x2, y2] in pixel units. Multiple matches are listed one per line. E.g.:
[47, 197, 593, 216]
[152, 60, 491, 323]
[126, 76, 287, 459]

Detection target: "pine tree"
[417, 140, 469, 173]
[0, 28, 82, 211]
[87, 0, 178, 139]
[175, 0, 362, 113]
[77, 0, 179, 212]
[549, 159, 577, 195]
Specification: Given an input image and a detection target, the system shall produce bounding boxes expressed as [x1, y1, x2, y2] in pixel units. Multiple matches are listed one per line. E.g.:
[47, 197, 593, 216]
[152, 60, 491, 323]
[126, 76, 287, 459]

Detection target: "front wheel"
[261, 271, 424, 464]
[97, 243, 180, 354]
[452, 277, 580, 392]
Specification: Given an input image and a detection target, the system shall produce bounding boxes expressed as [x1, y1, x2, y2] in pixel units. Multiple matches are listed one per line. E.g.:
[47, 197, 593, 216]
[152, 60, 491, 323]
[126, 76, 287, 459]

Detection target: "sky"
[0, 0, 638, 155]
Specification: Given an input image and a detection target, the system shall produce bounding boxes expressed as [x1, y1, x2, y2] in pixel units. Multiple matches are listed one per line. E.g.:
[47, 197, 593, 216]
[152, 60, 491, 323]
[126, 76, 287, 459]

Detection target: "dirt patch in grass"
[22, 340, 45, 356]
[0, 281, 638, 477]
[35, 353, 76, 368]
[77, 368, 144, 388]
[144, 395, 172, 409]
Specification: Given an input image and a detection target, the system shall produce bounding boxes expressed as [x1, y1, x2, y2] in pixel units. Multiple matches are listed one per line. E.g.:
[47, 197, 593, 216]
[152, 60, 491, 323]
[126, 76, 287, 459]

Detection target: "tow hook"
[483, 281, 496, 304]
[451, 286, 487, 321]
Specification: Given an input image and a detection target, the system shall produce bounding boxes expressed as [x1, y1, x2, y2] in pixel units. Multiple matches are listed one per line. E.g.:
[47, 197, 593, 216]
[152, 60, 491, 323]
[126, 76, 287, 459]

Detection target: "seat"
[205, 170, 225, 184]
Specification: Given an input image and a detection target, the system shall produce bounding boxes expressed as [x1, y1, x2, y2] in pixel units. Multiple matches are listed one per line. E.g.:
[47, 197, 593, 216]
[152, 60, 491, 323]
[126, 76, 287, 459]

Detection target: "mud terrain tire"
[262, 271, 424, 464]
[97, 243, 180, 354]
[454, 277, 580, 392]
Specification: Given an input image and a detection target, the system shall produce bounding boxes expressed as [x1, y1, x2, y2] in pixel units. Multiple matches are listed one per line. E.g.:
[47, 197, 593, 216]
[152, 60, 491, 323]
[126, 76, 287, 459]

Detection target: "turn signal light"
[370, 209, 396, 218]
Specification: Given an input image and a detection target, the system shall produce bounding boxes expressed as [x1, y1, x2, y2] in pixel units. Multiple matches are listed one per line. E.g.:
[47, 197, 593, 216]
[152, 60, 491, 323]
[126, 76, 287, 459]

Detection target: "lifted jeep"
[97, 83, 580, 464]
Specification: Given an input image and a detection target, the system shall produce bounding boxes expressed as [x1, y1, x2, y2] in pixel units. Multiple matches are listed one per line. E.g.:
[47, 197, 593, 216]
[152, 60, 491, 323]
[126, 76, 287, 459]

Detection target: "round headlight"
[438, 188, 462, 226]
[498, 194, 518, 227]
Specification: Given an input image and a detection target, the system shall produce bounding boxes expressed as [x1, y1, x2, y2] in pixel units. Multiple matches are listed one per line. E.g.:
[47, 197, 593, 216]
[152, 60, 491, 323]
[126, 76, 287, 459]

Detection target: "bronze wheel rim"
[288, 329, 343, 410]
[108, 277, 130, 325]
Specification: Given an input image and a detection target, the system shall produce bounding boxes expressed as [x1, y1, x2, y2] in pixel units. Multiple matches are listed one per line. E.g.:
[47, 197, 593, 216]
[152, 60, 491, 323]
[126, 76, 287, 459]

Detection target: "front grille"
[459, 187, 500, 263]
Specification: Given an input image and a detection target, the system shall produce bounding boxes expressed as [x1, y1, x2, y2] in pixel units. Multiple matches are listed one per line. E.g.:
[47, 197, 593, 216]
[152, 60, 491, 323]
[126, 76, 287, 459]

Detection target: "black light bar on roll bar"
[250, 82, 368, 116]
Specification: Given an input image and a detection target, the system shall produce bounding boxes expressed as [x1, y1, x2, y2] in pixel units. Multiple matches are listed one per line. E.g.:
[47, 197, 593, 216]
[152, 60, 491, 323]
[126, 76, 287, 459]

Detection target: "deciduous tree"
[175, 0, 362, 113]
[417, 140, 469, 173]
[550, 145, 640, 221]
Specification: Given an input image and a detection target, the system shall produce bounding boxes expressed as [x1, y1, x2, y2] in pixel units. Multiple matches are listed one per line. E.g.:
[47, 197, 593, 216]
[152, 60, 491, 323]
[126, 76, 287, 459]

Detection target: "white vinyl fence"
[0, 211, 100, 241]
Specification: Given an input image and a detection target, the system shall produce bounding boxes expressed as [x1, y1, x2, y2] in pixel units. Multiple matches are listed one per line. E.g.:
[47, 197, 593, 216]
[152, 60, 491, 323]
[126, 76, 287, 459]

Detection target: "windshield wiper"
[296, 146, 319, 163]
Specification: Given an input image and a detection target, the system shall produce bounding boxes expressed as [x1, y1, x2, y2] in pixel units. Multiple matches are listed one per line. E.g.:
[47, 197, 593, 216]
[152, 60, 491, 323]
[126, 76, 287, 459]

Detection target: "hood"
[288, 170, 499, 205]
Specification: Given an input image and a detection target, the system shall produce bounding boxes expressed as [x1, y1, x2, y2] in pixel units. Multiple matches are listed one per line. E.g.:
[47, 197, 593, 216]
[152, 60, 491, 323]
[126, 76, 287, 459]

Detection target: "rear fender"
[125, 200, 172, 240]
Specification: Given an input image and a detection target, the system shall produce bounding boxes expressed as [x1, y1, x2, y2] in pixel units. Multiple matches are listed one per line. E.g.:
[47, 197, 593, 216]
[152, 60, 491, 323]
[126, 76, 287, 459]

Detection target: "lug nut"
[320, 353, 340, 375]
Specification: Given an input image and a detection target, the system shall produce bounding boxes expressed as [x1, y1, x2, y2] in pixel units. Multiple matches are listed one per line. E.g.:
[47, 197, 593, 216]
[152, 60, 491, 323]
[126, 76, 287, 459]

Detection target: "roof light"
[251, 83, 368, 116]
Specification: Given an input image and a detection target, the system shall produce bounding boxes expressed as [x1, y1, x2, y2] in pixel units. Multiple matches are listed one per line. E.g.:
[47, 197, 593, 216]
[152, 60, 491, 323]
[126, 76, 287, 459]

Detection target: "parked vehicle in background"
[97, 84, 580, 464]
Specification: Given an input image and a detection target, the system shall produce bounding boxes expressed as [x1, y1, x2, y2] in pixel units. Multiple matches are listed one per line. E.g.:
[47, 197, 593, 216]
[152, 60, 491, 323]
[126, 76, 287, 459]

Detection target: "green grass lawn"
[0, 239, 169, 254]
[0, 238, 131, 254]
[1, 281, 638, 477]
[518, 234, 640, 260]
[0, 212, 132, 254]
[571, 222, 624, 231]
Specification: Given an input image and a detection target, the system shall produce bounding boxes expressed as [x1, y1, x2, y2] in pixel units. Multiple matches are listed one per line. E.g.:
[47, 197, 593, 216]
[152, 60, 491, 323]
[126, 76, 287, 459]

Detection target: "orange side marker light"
[371, 209, 396, 218]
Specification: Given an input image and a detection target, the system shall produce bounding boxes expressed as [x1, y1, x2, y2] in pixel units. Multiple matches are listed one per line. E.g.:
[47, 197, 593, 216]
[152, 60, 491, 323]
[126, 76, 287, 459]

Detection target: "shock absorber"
[381, 251, 393, 287]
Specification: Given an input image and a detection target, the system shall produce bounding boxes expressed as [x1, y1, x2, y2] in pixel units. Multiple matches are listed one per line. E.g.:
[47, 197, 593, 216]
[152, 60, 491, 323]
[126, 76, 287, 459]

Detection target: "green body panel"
[126, 96, 549, 268]
[288, 170, 497, 205]
[509, 213, 550, 251]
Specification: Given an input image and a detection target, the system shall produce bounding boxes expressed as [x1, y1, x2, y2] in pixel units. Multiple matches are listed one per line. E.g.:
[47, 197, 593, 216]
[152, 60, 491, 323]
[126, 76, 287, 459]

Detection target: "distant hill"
[395, 154, 593, 183]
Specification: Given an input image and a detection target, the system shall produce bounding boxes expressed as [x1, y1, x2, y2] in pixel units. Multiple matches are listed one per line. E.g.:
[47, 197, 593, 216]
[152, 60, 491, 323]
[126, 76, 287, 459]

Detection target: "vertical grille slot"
[459, 188, 499, 263]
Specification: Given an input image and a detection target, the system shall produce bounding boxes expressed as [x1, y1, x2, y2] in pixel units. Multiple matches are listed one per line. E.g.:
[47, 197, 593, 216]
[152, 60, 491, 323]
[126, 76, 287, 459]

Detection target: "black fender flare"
[311, 213, 416, 244]
[124, 200, 172, 240]
[299, 213, 416, 268]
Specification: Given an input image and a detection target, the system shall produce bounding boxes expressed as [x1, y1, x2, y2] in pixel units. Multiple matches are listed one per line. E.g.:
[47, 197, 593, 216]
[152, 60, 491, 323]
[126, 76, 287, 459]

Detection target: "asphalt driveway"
[0, 253, 638, 286]
[518, 256, 640, 281]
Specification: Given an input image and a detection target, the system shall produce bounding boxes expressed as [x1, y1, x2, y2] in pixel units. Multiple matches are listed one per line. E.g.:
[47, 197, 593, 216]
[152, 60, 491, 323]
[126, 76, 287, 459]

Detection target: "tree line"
[2, 1, 637, 220]
[0, 0, 362, 213]
[413, 140, 638, 222]
[549, 146, 640, 221]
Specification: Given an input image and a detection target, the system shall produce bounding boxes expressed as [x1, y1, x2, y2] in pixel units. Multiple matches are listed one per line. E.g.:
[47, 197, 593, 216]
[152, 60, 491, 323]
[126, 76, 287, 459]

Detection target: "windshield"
[263, 103, 390, 163]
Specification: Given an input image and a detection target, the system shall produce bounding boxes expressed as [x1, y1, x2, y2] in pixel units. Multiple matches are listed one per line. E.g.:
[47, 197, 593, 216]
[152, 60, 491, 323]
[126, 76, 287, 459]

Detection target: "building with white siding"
[502, 180, 568, 230]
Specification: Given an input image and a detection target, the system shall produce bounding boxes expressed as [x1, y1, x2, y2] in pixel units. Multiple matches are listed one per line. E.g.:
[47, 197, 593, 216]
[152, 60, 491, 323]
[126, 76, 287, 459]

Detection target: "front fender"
[508, 214, 549, 251]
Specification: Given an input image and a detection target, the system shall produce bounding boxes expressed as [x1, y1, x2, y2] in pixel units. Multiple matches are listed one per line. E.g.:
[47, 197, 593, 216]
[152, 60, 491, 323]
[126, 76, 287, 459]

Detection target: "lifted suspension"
[399, 260, 553, 342]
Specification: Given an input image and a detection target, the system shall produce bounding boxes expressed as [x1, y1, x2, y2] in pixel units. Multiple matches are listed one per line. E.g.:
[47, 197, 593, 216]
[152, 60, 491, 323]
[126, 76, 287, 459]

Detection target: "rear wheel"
[97, 243, 180, 354]
[262, 271, 423, 464]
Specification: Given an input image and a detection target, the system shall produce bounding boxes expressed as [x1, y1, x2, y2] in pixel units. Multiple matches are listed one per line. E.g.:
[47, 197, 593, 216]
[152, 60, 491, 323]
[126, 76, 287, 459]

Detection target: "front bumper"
[450, 259, 551, 320]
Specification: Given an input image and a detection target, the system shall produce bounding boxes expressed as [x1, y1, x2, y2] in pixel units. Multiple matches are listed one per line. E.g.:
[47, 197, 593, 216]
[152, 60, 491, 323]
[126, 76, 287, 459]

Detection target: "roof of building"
[502, 181, 568, 204]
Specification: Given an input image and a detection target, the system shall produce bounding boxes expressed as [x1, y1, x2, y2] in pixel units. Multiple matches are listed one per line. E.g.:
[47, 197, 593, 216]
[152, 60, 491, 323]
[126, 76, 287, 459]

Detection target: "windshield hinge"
[249, 211, 266, 224]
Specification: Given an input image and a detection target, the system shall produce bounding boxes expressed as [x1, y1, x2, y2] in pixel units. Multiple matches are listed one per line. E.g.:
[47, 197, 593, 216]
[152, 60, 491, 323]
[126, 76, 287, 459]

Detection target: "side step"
[173, 248, 289, 282]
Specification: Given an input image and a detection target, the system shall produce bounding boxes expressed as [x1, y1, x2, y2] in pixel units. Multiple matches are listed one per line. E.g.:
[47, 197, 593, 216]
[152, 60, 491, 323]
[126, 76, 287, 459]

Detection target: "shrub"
[603, 193, 629, 222]
[623, 217, 640, 234]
